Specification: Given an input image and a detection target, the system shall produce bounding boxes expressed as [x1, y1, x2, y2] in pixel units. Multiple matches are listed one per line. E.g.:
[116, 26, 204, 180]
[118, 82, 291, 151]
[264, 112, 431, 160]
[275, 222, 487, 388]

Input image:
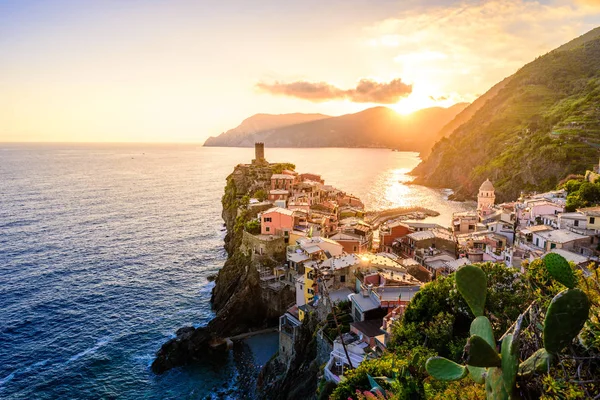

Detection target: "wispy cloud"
[256, 78, 412, 103]
[363, 0, 600, 105]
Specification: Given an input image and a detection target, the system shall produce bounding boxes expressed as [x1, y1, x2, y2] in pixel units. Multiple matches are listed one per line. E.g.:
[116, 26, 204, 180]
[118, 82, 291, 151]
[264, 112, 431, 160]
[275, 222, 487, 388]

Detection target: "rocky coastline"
[151, 160, 296, 374]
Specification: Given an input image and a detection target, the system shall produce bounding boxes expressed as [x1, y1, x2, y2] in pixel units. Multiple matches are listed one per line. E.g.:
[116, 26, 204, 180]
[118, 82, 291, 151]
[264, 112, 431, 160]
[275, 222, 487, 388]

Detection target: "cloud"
[256, 78, 412, 103]
[363, 0, 600, 101]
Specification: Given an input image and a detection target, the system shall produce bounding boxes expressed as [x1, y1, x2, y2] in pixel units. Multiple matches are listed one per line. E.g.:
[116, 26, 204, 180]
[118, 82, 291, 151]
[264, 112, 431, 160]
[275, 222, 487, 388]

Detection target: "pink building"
[261, 207, 295, 235]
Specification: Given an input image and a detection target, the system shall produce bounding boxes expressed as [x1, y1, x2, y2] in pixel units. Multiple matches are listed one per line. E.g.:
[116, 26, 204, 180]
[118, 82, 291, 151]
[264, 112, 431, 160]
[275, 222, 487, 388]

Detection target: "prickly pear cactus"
[468, 316, 495, 384]
[456, 265, 487, 317]
[543, 253, 576, 288]
[425, 357, 467, 380]
[543, 288, 590, 353]
[518, 348, 552, 377]
[425, 259, 591, 400]
[501, 335, 518, 396]
[466, 335, 501, 368]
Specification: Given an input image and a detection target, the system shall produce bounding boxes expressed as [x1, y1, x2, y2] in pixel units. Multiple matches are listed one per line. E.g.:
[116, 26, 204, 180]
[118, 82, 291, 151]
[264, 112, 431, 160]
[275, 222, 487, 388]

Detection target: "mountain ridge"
[411, 26, 600, 201]
[204, 104, 468, 151]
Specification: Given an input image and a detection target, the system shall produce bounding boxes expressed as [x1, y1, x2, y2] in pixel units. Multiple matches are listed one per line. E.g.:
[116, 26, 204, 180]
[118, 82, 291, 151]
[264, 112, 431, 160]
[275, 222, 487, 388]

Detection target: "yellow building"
[579, 206, 600, 231]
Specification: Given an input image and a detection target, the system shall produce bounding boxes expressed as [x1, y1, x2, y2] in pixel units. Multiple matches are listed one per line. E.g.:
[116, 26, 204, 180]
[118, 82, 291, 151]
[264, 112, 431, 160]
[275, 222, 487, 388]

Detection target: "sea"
[0, 144, 474, 399]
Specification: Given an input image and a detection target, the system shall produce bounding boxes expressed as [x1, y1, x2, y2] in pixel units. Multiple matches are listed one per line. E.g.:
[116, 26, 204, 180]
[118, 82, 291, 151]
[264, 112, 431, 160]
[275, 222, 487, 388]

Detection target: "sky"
[1, 0, 600, 143]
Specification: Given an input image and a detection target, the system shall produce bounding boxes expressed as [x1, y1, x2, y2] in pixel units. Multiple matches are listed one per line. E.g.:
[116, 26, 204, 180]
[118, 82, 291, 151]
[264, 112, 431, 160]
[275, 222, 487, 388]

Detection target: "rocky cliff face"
[152, 162, 295, 374]
[257, 314, 320, 400]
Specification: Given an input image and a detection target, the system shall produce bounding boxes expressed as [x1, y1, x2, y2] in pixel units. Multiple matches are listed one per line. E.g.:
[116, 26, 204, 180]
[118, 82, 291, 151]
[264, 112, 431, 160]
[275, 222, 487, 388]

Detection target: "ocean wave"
[0, 359, 51, 390]
[67, 337, 112, 364]
[0, 372, 15, 388]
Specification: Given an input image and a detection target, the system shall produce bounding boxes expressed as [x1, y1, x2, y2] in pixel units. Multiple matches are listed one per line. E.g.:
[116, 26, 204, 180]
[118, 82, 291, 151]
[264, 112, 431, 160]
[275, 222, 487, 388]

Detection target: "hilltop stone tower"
[477, 179, 496, 216]
[252, 142, 267, 165]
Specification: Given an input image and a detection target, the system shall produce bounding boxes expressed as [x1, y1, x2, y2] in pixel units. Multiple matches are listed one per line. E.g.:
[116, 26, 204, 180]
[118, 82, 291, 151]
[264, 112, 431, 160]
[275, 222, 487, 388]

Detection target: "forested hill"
[411, 27, 600, 202]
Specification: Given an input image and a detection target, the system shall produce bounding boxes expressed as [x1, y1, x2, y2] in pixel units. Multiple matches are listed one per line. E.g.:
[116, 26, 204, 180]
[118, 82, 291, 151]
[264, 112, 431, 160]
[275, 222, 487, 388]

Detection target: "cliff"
[151, 162, 296, 374]
[412, 27, 600, 201]
[204, 104, 468, 153]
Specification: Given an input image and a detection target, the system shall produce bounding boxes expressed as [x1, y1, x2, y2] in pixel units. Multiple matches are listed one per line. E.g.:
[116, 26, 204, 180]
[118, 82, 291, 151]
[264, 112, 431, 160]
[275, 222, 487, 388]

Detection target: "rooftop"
[547, 248, 590, 265]
[263, 207, 295, 216]
[271, 174, 295, 180]
[322, 254, 360, 270]
[351, 319, 384, 338]
[480, 179, 495, 191]
[374, 285, 420, 302]
[329, 287, 353, 303]
[536, 229, 589, 243]
[521, 225, 554, 234]
[578, 206, 600, 216]
[350, 293, 380, 312]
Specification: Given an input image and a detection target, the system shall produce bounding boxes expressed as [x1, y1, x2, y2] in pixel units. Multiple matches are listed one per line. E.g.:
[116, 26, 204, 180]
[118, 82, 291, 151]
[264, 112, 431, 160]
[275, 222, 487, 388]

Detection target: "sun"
[391, 93, 436, 115]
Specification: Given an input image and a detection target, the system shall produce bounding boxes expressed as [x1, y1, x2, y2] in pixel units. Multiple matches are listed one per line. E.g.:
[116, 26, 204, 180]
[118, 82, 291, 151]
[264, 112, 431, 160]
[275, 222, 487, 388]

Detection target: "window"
[574, 220, 579, 227]
[264, 217, 272, 222]
[550, 243, 556, 249]
[591, 217, 596, 224]
[265, 227, 270, 232]
[340, 275, 346, 283]
[353, 245, 358, 252]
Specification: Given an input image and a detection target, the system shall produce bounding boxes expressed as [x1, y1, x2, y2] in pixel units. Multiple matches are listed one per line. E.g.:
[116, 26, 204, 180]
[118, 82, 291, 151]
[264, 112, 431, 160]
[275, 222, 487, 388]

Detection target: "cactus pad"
[456, 265, 487, 317]
[544, 288, 590, 353]
[485, 367, 510, 400]
[470, 316, 495, 347]
[519, 348, 553, 376]
[466, 335, 501, 368]
[467, 365, 486, 384]
[543, 253, 576, 288]
[426, 357, 468, 381]
[501, 334, 518, 395]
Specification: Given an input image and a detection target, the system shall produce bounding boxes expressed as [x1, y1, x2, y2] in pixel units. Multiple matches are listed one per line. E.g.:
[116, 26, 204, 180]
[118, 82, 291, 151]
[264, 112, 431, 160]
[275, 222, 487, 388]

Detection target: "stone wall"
[241, 230, 286, 260]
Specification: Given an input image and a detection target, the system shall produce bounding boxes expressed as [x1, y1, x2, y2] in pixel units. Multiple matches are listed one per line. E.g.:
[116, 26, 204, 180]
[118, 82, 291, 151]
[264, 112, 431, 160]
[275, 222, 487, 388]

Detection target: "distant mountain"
[412, 27, 600, 202]
[204, 104, 468, 151]
[204, 113, 329, 147]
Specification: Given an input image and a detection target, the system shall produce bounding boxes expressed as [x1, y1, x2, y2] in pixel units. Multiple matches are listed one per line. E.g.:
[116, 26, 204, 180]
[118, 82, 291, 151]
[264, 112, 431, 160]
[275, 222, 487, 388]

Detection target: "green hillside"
[412, 28, 600, 201]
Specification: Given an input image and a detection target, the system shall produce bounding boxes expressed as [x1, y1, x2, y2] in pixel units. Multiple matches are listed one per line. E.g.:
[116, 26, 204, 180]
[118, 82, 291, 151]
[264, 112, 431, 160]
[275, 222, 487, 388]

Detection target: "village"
[236, 143, 600, 385]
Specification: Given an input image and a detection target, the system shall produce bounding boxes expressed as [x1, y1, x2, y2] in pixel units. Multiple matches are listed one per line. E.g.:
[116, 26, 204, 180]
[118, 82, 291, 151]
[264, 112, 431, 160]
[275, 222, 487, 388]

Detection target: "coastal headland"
[151, 145, 438, 375]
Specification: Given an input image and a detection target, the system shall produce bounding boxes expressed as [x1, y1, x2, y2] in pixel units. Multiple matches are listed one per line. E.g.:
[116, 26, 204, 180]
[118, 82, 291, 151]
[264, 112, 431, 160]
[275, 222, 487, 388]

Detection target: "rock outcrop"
[151, 161, 295, 374]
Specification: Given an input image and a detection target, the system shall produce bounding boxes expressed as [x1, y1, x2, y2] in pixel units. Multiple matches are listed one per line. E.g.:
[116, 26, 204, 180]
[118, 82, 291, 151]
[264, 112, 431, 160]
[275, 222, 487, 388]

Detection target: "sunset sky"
[1, 0, 600, 143]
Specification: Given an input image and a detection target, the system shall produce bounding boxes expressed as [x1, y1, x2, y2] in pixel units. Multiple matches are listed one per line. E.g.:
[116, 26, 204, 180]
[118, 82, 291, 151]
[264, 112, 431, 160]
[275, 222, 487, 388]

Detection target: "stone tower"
[477, 179, 496, 212]
[252, 142, 266, 165]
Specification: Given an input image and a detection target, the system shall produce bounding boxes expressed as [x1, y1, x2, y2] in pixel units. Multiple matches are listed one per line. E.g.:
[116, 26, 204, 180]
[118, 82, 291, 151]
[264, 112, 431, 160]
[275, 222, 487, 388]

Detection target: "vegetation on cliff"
[560, 176, 600, 211]
[328, 259, 600, 399]
[412, 27, 600, 202]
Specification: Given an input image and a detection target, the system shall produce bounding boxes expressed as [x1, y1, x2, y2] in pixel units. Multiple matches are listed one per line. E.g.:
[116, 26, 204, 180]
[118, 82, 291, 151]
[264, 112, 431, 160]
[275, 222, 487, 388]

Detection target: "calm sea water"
[0, 144, 471, 399]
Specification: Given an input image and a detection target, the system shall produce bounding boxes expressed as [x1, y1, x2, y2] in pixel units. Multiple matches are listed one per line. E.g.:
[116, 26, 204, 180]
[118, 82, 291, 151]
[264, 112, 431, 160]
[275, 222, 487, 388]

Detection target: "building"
[400, 229, 457, 258]
[477, 179, 496, 217]
[558, 212, 587, 231]
[271, 173, 296, 191]
[278, 306, 302, 365]
[260, 207, 307, 238]
[452, 212, 479, 235]
[531, 229, 591, 252]
[578, 206, 600, 232]
[379, 221, 411, 252]
[252, 142, 266, 165]
[324, 333, 371, 383]
[328, 231, 369, 253]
